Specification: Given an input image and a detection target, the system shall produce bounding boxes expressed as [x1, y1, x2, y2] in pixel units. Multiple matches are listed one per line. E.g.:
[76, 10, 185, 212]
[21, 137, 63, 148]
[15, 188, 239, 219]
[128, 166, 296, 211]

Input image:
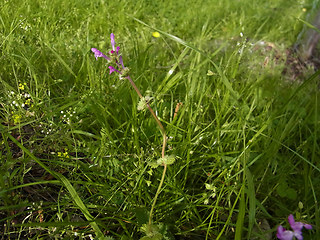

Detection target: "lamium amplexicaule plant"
[91, 33, 314, 240]
[91, 33, 174, 240]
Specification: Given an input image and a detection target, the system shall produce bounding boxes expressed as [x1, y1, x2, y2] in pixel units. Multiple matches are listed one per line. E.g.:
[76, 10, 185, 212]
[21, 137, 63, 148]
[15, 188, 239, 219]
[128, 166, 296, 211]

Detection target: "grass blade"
[246, 168, 256, 239]
[235, 185, 245, 240]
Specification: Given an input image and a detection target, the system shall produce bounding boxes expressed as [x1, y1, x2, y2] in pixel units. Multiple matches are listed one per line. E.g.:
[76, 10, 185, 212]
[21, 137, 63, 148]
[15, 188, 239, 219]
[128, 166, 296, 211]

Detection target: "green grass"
[1, 0, 319, 239]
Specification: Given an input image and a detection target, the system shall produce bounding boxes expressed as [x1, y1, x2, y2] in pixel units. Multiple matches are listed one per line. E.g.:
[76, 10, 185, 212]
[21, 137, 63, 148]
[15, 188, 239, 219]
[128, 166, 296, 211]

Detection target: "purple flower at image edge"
[277, 214, 312, 240]
[288, 214, 312, 232]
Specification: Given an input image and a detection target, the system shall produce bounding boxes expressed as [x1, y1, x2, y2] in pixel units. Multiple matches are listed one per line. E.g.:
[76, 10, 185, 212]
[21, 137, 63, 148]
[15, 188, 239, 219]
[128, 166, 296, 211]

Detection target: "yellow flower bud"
[152, 32, 160, 38]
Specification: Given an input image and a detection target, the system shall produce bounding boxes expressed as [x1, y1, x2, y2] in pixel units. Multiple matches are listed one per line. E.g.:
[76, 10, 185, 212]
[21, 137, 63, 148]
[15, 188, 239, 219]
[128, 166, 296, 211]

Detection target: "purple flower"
[108, 66, 121, 75]
[109, 33, 120, 55]
[108, 55, 128, 75]
[91, 33, 120, 62]
[91, 33, 128, 76]
[91, 48, 111, 61]
[288, 214, 312, 232]
[110, 33, 116, 52]
[277, 214, 312, 240]
[119, 56, 125, 69]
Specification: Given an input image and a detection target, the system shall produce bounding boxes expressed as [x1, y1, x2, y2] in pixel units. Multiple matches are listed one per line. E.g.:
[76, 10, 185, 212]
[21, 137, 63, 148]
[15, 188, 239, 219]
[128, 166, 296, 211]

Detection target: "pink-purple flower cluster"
[91, 33, 128, 77]
[277, 214, 312, 240]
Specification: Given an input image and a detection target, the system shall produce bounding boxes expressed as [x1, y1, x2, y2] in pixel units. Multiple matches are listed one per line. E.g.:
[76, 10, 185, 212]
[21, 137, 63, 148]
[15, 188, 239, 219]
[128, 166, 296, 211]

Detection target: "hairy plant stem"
[126, 75, 167, 225]
[148, 163, 167, 225]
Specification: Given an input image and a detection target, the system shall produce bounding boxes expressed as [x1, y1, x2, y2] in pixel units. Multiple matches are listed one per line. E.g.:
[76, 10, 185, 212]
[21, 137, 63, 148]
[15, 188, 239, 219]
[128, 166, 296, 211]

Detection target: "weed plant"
[0, 0, 319, 239]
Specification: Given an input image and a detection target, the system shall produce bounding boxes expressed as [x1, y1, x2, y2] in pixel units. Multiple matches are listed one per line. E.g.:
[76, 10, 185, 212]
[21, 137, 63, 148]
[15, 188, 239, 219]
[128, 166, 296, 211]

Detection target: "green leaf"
[140, 237, 152, 240]
[140, 234, 162, 240]
[140, 223, 163, 239]
[148, 161, 160, 169]
[157, 155, 175, 166]
[207, 70, 214, 76]
[205, 183, 215, 191]
[137, 96, 153, 111]
[149, 155, 175, 168]
[276, 180, 288, 198]
[286, 188, 297, 200]
[134, 207, 149, 226]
